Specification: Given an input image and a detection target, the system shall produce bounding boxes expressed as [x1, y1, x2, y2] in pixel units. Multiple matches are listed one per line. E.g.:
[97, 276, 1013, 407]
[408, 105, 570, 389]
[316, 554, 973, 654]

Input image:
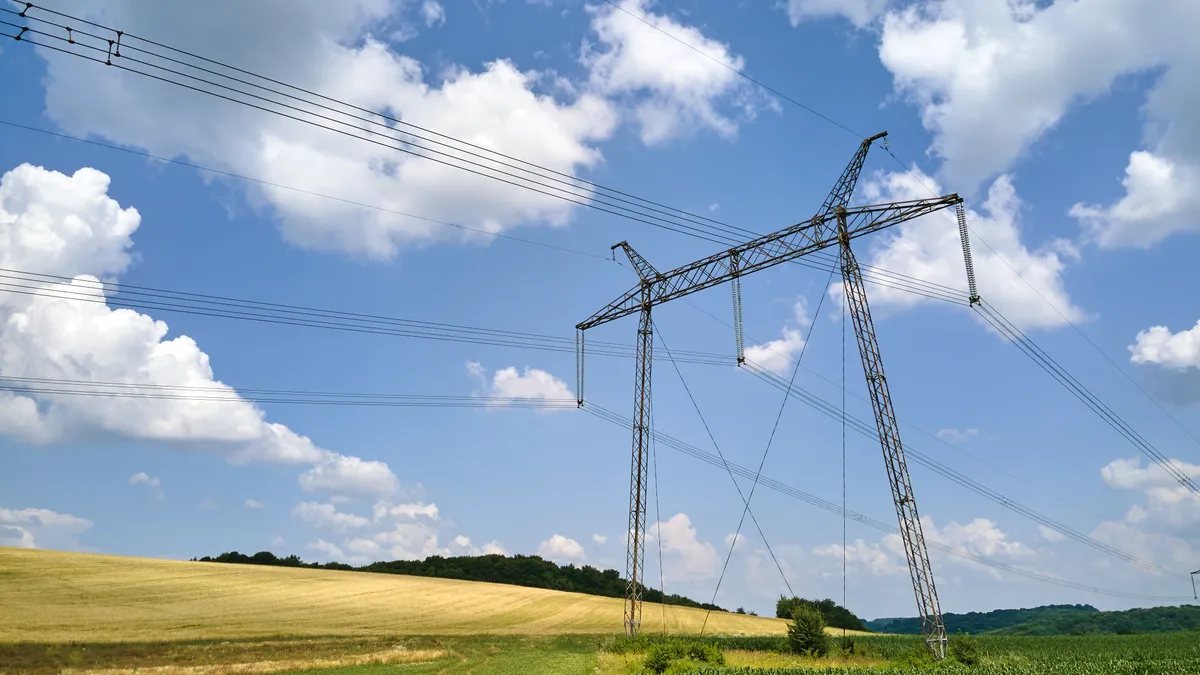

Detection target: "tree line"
[866, 603, 1200, 635]
[775, 596, 868, 631]
[193, 550, 726, 611]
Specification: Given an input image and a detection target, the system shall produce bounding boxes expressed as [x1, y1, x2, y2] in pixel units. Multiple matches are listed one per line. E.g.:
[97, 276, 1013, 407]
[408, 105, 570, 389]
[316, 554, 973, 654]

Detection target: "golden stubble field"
[0, 548, 790, 642]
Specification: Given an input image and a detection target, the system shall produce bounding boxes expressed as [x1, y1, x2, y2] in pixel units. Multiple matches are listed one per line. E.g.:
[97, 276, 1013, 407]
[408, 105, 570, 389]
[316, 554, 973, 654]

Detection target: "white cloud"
[871, 0, 1200, 247]
[34, 0, 618, 259]
[1038, 525, 1066, 543]
[244, 499, 265, 509]
[784, 0, 886, 28]
[1129, 319, 1200, 369]
[1071, 152, 1200, 249]
[934, 427, 978, 443]
[0, 164, 376, 476]
[0, 507, 93, 550]
[307, 539, 347, 562]
[299, 453, 400, 498]
[420, 0, 445, 27]
[129, 472, 164, 498]
[648, 513, 718, 581]
[1100, 457, 1200, 532]
[129, 472, 161, 488]
[814, 538, 900, 575]
[744, 297, 811, 375]
[724, 532, 747, 548]
[583, 0, 772, 144]
[851, 168, 1084, 331]
[373, 501, 440, 521]
[592, 533, 608, 544]
[301, 496, 500, 564]
[538, 534, 586, 562]
[468, 362, 574, 406]
[292, 501, 371, 532]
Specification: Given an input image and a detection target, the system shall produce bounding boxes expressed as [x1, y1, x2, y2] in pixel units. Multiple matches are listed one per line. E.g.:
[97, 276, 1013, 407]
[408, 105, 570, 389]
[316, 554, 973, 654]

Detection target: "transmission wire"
[707, 263, 839, 623]
[652, 324, 795, 634]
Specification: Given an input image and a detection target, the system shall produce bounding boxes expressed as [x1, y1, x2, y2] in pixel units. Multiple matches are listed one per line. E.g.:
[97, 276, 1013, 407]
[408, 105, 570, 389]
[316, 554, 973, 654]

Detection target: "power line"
[975, 300, 1200, 499]
[652, 324, 794, 633]
[593, 0, 1200, 506]
[0, 9, 977, 308]
[0, 120, 620, 264]
[740, 361, 1189, 582]
[707, 263, 838, 616]
[582, 401, 1192, 602]
[0, 7, 758, 247]
[598, 0, 862, 138]
[0, 375, 577, 408]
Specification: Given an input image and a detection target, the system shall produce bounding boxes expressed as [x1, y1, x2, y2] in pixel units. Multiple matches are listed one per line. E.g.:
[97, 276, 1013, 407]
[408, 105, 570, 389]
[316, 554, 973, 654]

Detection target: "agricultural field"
[3, 548, 1199, 675]
[0, 548, 784, 641]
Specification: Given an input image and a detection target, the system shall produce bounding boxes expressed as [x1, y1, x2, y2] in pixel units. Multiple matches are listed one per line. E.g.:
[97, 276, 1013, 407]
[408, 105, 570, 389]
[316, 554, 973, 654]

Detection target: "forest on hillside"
[867, 603, 1200, 635]
[194, 550, 727, 611]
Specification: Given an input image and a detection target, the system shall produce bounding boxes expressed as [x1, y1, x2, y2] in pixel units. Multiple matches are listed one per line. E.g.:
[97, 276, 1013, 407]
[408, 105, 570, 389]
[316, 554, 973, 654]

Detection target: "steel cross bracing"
[838, 211, 948, 658]
[576, 132, 963, 651]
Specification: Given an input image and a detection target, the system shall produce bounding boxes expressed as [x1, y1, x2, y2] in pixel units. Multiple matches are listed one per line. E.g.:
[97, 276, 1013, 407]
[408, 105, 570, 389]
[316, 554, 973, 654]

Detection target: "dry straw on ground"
[0, 548, 787, 642]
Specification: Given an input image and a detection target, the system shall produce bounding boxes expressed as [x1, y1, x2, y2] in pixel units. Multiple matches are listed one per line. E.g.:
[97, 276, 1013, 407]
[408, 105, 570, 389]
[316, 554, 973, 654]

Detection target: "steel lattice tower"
[576, 132, 960, 655]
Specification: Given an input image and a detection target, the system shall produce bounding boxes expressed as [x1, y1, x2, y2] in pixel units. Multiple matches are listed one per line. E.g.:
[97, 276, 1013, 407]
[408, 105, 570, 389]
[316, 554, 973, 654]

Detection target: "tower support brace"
[838, 211, 948, 658]
[624, 298, 653, 636]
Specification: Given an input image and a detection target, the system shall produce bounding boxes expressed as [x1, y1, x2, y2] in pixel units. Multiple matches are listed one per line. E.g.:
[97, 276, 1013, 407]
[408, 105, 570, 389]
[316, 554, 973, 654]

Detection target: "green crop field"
[3, 548, 1199, 675]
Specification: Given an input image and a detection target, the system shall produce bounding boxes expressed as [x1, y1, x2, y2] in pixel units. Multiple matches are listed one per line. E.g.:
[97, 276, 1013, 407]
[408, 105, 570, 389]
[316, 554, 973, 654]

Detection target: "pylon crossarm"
[576, 195, 961, 331]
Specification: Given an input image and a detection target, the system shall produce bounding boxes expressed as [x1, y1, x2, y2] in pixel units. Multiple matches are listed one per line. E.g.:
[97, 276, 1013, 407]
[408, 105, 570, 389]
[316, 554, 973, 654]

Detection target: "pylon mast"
[577, 133, 961, 653]
[838, 209, 948, 658]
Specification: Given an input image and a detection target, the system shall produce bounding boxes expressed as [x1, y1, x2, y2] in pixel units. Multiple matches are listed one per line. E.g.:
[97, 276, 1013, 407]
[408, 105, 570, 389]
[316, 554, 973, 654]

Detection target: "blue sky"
[2, 0, 1199, 620]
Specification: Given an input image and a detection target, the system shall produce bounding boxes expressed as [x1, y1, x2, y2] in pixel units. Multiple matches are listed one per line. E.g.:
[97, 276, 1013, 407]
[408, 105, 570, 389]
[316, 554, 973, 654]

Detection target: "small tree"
[787, 605, 829, 657]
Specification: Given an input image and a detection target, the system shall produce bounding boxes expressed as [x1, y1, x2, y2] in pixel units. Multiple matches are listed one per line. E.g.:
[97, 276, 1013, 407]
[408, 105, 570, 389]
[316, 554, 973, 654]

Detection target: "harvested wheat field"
[0, 548, 790, 642]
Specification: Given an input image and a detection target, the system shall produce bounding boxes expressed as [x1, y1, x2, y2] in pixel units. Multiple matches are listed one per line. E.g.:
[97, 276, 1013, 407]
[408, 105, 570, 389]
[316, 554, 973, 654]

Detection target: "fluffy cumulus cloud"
[538, 534, 586, 562]
[1128, 319, 1200, 404]
[583, 0, 774, 144]
[647, 513, 718, 582]
[814, 538, 901, 575]
[32, 0, 618, 259]
[869, 0, 1200, 247]
[744, 297, 811, 375]
[301, 497, 503, 565]
[592, 533, 608, 544]
[784, 0, 887, 28]
[0, 507, 93, 550]
[1130, 320, 1200, 369]
[466, 361, 574, 407]
[293, 501, 372, 532]
[0, 163, 398, 497]
[850, 516, 1035, 579]
[852, 168, 1084, 331]
[1092, 457, 1200, 571]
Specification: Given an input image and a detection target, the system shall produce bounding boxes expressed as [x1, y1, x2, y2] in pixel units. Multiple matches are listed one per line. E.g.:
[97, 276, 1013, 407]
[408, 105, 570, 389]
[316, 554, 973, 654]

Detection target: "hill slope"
[995, 605, 1200, 636]
[0, 548, 786, 642]
[866, 604, 1200, 636]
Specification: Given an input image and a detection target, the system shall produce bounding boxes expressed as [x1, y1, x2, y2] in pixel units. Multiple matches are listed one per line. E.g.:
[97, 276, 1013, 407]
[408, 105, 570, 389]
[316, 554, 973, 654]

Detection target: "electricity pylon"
[576, 132, 956, 654]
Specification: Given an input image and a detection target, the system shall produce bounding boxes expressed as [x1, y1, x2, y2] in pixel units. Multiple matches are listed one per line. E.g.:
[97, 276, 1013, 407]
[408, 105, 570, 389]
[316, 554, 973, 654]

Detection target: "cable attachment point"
[19, 3, 32, 18]
[15, 26, 27, 41]
[114, 30, 123, 57]
[105, 39, 113, 65]
[65, 27, 74, 44]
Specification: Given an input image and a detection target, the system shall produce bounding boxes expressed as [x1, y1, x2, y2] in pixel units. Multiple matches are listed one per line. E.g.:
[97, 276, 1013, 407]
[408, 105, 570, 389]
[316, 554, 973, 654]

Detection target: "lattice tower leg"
[624, 302, 653, 636]
[838, 216, 947, 660]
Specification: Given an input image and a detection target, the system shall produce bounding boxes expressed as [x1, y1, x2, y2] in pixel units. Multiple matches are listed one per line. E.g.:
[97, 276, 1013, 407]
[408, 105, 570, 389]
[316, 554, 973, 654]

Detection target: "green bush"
[950, 632, 981, 665]
[641, 639, 724, 674]
[787, 605, 829, 657]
